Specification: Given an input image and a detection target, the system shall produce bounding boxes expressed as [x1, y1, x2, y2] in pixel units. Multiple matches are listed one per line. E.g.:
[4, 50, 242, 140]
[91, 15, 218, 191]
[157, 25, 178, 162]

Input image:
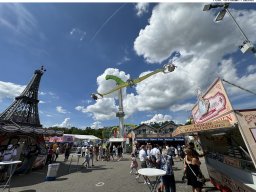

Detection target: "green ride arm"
[98, 68, 164, 97]
[133, 68, 163, 84]
[105, 75, 125, 85]
[99, 82, 129, 97]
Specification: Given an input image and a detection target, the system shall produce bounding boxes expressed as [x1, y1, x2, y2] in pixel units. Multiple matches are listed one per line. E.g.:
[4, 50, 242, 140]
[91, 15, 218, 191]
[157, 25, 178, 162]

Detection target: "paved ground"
[5, 154, 220, 192]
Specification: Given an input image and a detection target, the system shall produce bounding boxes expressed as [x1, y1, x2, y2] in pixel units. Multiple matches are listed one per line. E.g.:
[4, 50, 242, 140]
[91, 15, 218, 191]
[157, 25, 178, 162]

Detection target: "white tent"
[63, 134, 101, 141]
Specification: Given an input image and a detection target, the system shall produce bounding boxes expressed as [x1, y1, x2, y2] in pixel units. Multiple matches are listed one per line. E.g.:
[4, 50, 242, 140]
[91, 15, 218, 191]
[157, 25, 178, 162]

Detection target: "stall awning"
[172, 120, 232, 137]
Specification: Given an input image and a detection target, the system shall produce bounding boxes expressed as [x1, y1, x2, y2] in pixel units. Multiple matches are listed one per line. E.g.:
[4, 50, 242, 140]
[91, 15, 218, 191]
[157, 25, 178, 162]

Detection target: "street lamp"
[203, 3, 256, 54]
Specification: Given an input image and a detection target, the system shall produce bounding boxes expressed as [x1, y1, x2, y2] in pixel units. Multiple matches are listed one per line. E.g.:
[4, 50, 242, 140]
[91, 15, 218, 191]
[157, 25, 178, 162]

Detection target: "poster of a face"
[250, 128, 256, 142]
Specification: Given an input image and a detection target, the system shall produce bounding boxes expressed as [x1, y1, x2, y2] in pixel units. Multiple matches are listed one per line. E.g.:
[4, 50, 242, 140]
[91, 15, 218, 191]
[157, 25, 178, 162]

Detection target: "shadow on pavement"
[19, 190, 36, 192]
[10, 160, 111, 188]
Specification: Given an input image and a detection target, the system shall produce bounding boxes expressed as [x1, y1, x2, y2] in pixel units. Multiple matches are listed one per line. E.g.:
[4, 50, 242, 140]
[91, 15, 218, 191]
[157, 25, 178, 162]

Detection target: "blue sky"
[0, 3, 256, 129]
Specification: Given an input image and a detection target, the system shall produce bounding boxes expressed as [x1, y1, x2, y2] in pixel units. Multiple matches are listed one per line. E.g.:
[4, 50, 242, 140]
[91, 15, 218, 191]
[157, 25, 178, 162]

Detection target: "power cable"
[222, 78, 256, 96]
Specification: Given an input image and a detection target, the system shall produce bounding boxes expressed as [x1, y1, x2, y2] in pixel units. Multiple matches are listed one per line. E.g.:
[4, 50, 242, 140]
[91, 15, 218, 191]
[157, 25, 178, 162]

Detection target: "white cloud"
[170, 103, 195, 112]
[96, 68, 130, 98]
[85, 98, 117, 121]
[0, 81, 25, 102]
[39, 100, 46, 104]
[56, 106, 68, 114]
[77, 4, 256, 123]
[141, 114, 172, 124]
[131, 3, 256, 107]
[75, 105, 86, 113]
[218, 59, 256, 96]
[39, 91, 46, 96]
[0, 4, 37, 35]
[135, 3, 149, 17]
[53, 118, 72, 128]
[117, 56, 130, 65]
[91, 121, 103, 129]
[247, 64, 256, 73]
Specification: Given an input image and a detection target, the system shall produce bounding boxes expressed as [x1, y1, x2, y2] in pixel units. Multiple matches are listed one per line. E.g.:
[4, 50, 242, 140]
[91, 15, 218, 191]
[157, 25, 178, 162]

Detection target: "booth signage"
[236, 110, 256, 168]
[172, 120, 231, 137]
[135, 137, 184, 142]
[192, 78, 235, 124]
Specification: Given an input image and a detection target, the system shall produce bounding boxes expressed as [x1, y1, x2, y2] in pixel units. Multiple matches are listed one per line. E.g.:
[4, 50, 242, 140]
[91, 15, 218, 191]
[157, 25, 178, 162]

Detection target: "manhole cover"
[95, 182, 105, 187]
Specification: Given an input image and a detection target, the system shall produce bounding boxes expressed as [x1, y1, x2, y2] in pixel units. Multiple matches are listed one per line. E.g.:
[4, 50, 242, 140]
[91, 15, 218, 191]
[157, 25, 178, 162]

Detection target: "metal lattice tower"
[0, 66, 46, 127]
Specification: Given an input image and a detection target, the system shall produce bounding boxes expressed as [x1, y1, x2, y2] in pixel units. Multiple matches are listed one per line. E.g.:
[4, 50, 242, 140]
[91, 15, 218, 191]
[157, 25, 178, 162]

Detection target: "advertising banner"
[172, 120, 231, 137]
[192, 78, 236, 125]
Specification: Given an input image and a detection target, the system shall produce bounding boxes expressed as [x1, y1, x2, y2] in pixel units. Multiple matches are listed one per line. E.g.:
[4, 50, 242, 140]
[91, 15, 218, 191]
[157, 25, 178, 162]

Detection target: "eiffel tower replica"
[0, 66, 46, 129]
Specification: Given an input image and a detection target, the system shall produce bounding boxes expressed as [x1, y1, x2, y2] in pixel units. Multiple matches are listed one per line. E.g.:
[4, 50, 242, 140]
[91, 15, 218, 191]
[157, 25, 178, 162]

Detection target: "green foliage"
[47, 123, 137, 139]
[47, 126, 104, 139]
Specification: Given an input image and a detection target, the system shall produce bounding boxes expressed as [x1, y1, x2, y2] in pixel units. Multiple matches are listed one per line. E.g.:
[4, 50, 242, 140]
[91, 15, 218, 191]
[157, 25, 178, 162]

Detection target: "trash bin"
[45, 163, 60, 181]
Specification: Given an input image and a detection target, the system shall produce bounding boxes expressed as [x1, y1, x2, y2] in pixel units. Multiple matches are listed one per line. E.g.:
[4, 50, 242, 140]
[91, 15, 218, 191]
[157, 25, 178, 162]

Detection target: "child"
[130, 153, 138, 174]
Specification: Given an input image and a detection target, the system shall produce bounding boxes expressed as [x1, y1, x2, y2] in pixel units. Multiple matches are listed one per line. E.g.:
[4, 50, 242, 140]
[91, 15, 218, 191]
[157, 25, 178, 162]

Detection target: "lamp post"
[203, 3, 256, 54]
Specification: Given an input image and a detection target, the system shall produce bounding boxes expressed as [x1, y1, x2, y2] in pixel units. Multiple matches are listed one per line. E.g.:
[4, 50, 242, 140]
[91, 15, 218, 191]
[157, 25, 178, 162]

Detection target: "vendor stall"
[173, 78, 256, 192]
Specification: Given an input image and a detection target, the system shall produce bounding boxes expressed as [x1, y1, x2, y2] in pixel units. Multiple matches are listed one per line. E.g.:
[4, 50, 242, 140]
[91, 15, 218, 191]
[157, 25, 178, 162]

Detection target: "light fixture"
[203, 3, 255, 55]
[214, 9, 227, 23]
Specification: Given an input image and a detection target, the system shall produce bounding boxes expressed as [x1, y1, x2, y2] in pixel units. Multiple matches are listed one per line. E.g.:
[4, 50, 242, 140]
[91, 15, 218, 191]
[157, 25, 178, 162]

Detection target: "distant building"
[132, 122, 184, 146]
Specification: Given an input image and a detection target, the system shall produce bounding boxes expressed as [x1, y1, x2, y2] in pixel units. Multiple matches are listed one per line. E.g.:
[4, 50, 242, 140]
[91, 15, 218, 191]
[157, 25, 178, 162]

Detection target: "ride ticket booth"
[172, 78, 256, 192]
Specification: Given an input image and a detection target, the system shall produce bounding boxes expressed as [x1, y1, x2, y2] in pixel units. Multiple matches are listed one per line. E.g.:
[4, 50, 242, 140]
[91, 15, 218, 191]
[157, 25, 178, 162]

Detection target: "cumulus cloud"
[85, 98, 117, 121]
[77, 4, 256, 122]
[53, 118, 72, 128]
[247, 64, 256, 73]
[0, 81, 25, 102]
[91, 121, 103, 129]
[141, 114, 172, 124]
[135, 3, 149, 17]
[96, 68, 130, 98]
[56, 106, 68, 114]
[132, 3, 256, 101]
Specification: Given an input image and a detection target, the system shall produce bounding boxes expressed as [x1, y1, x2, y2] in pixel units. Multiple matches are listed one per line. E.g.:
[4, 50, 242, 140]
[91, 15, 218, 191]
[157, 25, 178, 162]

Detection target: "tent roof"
[64, 134, 101, 140]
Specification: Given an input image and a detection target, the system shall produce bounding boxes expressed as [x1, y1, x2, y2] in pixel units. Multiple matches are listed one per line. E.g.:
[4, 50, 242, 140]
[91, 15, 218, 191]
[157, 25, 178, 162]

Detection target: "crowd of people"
[50, 143, 125, 168]
[132, 142, 206, 192]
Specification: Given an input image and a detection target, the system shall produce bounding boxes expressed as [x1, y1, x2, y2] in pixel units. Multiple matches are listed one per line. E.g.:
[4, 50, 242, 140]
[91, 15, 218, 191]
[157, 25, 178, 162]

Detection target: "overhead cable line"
[222, 78, 256, 96]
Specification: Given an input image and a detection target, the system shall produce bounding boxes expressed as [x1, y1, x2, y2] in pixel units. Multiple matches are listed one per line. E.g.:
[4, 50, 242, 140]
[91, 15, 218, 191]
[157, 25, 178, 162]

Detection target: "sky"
[0, 2, 256, 129]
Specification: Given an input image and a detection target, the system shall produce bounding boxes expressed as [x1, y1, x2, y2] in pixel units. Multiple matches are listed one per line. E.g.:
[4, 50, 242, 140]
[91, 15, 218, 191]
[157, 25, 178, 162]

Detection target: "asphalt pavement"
[6, 154, 220, 192]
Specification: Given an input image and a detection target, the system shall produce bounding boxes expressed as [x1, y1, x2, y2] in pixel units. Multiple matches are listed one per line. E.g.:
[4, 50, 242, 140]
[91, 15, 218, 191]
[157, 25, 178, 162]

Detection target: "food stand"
[173, 78, 256, 192]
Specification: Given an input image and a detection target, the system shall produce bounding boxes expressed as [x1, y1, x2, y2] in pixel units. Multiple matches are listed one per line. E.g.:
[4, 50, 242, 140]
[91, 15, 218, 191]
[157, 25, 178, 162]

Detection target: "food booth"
[172, 78, 256, 192]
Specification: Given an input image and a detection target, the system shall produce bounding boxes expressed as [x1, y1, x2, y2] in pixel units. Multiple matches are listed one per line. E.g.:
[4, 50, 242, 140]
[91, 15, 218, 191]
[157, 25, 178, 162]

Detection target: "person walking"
[55, 146, 60, 162]
[64, 144, 71, 162]
[136, 145, 149, 184]
[129, 153, 138, 174]
[81, 146, 86, 157]
[82, 146, 90, 168]
[89, 145, 94, 166]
